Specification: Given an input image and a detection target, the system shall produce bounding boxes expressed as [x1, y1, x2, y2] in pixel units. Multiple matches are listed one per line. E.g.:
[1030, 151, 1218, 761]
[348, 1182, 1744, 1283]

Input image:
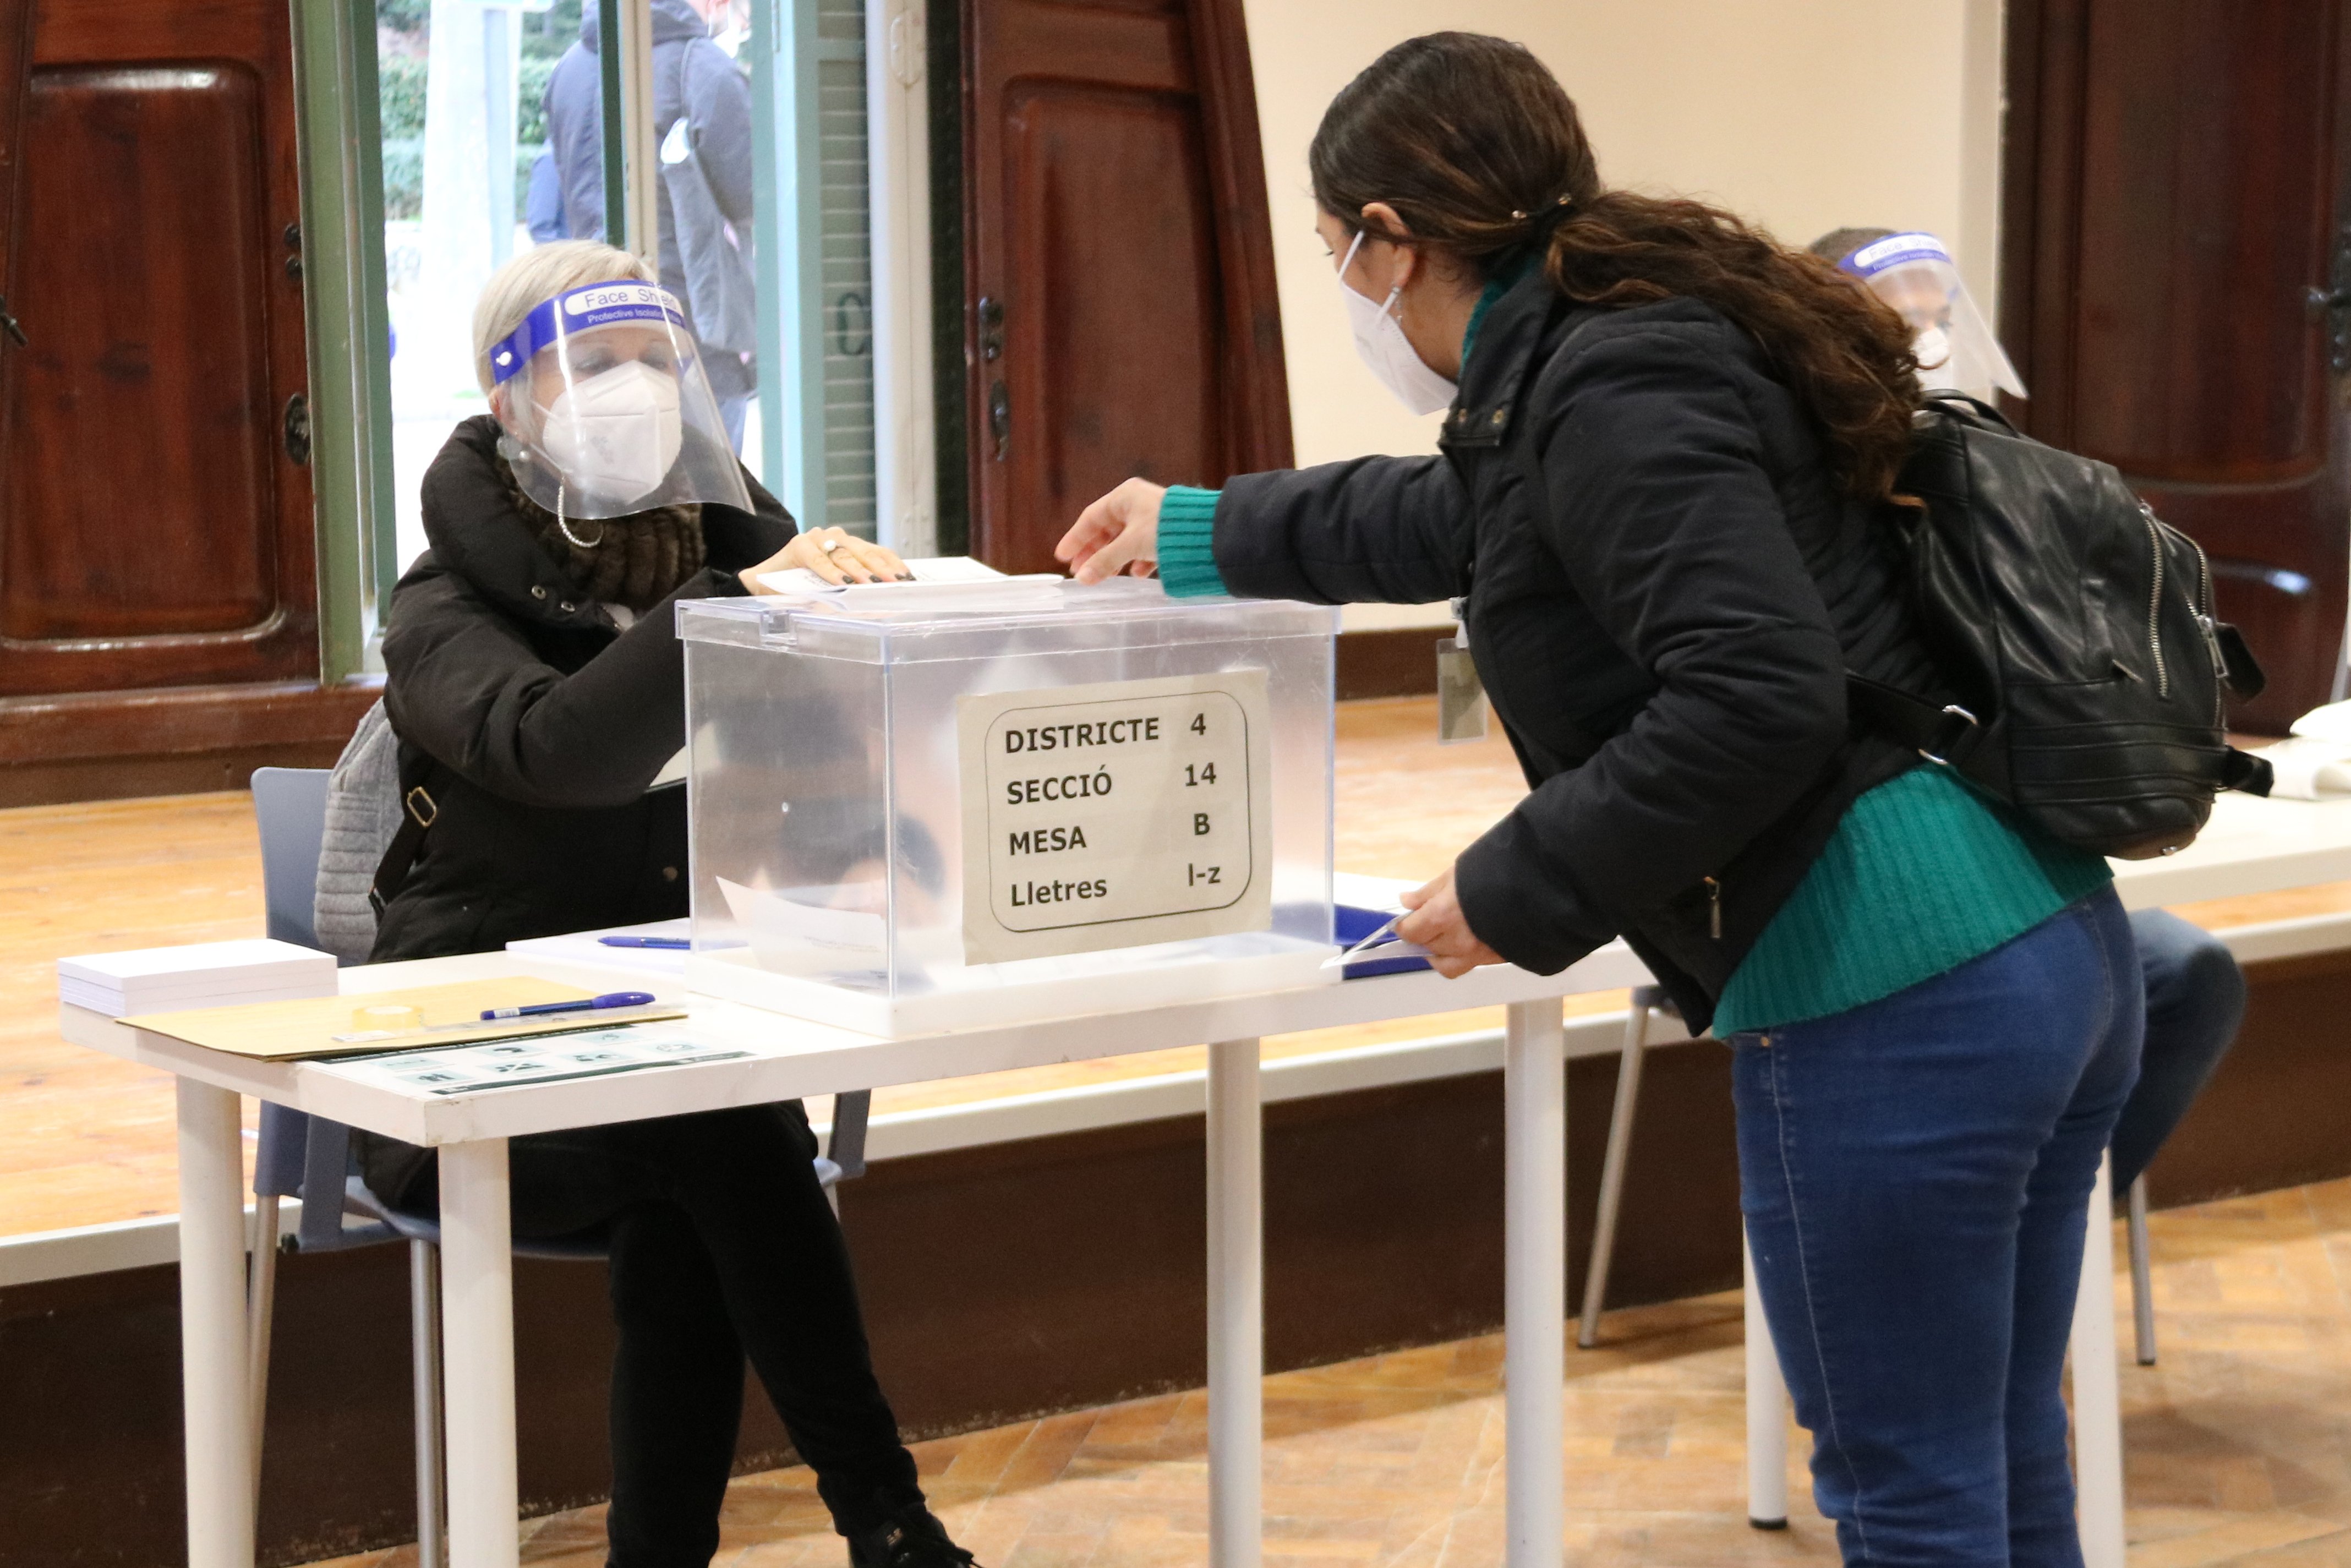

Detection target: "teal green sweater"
[1153, 274, 2112, 1030]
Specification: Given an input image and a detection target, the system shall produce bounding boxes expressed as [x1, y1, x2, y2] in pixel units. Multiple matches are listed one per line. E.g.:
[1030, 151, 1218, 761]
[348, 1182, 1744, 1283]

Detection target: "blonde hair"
[471, 240, 655, 394]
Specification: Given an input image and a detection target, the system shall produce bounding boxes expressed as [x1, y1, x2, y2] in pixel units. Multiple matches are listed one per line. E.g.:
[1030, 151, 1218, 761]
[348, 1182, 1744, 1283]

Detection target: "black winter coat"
[1214, 270, 1945, 1030]
[370, 416, 794, 962]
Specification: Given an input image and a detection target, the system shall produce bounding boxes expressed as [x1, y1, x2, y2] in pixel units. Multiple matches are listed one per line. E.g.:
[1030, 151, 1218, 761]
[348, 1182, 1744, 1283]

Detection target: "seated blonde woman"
[364, 240, 971, 1568]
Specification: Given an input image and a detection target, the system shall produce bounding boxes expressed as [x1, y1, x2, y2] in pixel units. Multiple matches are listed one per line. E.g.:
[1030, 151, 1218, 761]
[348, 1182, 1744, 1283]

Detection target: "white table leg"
[1503, 998, 1565, 1568]
[1742, 1232, 1789, 1528]
[1206, 1038, 1262, 1568]
[2071, 1153, 2125, 1568]
[178, 1080, 255, 1568]
[439, 1140, 520, 1568]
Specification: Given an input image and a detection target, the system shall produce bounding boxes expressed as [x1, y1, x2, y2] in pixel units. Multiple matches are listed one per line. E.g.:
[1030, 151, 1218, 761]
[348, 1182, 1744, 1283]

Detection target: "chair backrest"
[829, 1089, 872, 1181]
[251, 768, 332, 949]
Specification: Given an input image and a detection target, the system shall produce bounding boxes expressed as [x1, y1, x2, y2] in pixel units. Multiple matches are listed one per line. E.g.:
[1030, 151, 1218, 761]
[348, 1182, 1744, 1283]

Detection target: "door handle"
[977, 296, 1004, 362]
[988, 379, 1009, 461]
[0, 294, 23, 347]
[2317, 221, 2351, 374]
[283, 391, 311, 466]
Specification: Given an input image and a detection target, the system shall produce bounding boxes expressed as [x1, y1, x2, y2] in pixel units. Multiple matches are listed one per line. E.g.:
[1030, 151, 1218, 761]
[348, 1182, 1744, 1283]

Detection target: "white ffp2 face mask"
[1912, 325, 1954, 379]
[1338, 232, 1458, 416]
[541, 359, 685, 504]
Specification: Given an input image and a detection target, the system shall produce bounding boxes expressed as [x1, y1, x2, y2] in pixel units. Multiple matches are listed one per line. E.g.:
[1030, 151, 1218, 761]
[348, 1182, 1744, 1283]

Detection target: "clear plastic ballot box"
[677, 578, 1339, 1034]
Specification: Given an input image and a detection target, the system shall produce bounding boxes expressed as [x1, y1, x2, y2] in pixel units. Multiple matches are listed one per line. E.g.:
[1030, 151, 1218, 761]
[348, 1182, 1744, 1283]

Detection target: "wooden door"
[0, 0, 315, 697]
[959, 0, 1289, 573]
[2003, 0, 2351, 732]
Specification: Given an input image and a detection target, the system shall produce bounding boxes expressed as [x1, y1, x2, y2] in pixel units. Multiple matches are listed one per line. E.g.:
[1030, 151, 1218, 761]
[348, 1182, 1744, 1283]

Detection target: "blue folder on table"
[1335, 903, 1434, 979]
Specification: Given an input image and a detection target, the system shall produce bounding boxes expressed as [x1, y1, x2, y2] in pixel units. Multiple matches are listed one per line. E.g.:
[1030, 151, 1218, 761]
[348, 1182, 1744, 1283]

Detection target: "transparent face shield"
[1839, 232, 2027, 401]
[488, 281, 753, 520]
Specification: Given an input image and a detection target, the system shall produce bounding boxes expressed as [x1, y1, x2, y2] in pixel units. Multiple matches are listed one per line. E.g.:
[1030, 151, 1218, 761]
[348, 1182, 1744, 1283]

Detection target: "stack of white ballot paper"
[756, 555, 1062, 615]
[58, 938, 338, 1018]
[2257, 698, 2351, 799]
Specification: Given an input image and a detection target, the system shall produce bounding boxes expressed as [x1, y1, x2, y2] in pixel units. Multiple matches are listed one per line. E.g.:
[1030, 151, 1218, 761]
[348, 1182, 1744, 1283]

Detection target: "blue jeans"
[1731, 887, 2142, 1567]
[2112, 908, 2244, 1189]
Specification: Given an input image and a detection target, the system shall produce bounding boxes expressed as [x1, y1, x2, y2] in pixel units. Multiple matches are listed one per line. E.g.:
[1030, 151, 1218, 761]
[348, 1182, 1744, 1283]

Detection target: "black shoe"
[849, 1508, 977, 1568]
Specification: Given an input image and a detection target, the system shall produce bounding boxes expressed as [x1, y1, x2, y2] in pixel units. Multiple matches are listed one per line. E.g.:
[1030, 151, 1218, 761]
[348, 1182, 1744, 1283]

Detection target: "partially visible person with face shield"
[363, 242, 979, 1568]
[1813, 223, 2251, 1200]
[1809, 226, 2024, 402]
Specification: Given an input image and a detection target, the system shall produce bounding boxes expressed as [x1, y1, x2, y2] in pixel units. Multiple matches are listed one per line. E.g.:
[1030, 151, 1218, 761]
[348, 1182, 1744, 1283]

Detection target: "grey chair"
[245, 768, 873, 1566]
[2128, 1172, 2157, 1364]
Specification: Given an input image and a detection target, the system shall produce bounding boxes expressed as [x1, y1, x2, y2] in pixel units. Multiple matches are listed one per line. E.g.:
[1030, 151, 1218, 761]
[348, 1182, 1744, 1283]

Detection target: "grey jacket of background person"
[1211, 271, 1951, 1032]
[543, 0, 754, 351]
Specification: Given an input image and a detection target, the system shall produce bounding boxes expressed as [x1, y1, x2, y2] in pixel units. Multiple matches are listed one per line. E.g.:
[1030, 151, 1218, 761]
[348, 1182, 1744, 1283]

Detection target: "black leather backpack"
[1847, 396, 2273, 860]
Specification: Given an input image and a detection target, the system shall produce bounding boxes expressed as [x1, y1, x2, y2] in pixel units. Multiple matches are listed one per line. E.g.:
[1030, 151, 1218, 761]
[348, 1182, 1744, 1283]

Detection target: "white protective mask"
[539, 359, 685, 504]
[1912, 325, 1954, 380]
[1338, 231, 1458, 416]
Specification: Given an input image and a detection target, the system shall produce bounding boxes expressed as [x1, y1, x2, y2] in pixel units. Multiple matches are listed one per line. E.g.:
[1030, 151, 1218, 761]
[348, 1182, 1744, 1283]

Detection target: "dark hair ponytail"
[1309, 32, 1921, 501]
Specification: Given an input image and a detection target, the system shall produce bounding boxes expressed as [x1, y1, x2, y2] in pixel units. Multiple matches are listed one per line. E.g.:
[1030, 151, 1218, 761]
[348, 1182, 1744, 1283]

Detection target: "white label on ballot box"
[956, 670, 1274, 964]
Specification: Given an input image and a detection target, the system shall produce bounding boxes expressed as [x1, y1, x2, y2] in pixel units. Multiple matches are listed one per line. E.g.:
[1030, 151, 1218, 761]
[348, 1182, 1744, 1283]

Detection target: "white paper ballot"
[2255, 734, 2351, 800]
[2250, 701, 2351, 799]
[716, 876, 888, 952]
[2291, 698, 2351, 745]
[757, 555, 1036, 596]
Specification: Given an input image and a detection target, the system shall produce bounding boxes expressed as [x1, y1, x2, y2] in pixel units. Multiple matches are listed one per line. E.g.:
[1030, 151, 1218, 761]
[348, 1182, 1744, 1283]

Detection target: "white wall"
[1239, 0, 2002, 629]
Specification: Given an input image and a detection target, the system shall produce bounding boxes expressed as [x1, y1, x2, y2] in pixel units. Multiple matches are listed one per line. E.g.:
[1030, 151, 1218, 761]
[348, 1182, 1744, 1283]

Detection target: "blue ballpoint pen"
[598, 935, 692, 949]
[480, 990, 657, 1021]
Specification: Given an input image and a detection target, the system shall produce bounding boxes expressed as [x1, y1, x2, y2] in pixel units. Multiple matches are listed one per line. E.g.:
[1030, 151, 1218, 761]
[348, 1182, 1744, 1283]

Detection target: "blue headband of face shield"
[1837, 231, 1953, 280]
[488, 282, 690, 386]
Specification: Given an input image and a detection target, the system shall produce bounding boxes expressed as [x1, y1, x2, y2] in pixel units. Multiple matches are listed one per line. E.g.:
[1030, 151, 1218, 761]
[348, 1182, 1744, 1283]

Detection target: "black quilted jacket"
[370, 416, 794, 963]
[1213, 272, 1945, 1030]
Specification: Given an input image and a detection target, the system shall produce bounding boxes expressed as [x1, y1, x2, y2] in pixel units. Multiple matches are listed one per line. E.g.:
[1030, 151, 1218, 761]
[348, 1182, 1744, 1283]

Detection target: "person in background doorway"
[526, 147, 570, 243]
[1812, 225, 2249, 1193]
[544, 0, 757, 449]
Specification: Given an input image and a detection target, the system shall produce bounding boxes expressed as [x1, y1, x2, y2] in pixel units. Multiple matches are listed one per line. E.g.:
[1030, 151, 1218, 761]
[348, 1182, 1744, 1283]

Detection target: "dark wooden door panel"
[964, 0, 1288, 573]
[6, 65, 277, 640]
[0, 0, 29, 287]
[2069, 6, 2335, 477]
[1004, 85, 1222, 541]
[2004, 0, 2351, 731]
[0, 0, 313, 696]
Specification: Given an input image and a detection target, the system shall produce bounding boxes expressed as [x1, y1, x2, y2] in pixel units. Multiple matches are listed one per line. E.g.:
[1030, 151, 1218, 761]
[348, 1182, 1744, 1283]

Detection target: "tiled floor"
[295, 1178, 2351, 1568]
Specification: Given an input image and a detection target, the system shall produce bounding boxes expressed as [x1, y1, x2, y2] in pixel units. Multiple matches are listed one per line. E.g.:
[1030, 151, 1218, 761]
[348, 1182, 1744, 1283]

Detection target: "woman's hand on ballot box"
[1397, 866, 1506, 978]
[1058, 478, 1167, 583]
[745, 527, 910, 589]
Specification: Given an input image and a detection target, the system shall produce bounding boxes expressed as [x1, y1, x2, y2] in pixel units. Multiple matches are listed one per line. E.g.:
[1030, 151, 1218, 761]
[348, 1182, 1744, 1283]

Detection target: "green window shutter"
[817, 0, 876, 535]
[756, 0, 876, 538]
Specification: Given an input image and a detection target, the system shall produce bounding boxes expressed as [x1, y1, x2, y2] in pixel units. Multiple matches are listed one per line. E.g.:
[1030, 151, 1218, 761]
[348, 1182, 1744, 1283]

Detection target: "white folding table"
[62, 939, 1653, 1568]
[65, 793, 2351, 1568]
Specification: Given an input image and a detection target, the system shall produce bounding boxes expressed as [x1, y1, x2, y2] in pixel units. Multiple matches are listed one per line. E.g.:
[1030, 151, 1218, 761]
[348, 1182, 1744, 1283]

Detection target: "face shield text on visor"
[488, 281, 753, 520]
[1839, 232, 2027, 402]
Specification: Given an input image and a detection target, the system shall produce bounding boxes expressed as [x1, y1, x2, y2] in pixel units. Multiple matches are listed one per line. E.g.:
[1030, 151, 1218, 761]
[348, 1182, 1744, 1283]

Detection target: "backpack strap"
[367, 757, 456, 917]
[1850, 671, 2278, 800]
[1844, 671, 1994, 770]
[2222, 747, 2276, 797]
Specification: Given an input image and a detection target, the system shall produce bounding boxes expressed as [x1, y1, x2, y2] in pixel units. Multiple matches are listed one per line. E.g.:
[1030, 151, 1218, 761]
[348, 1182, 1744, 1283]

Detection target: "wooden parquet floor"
[4, 697, 2348, 1237]
[0, 700, 1545, 1236]
[288, 1177, 2351, 1568]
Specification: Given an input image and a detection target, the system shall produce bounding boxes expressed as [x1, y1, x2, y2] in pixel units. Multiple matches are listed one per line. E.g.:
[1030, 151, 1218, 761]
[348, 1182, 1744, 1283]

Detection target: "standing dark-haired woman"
[1058, 33, 2135, 1568]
